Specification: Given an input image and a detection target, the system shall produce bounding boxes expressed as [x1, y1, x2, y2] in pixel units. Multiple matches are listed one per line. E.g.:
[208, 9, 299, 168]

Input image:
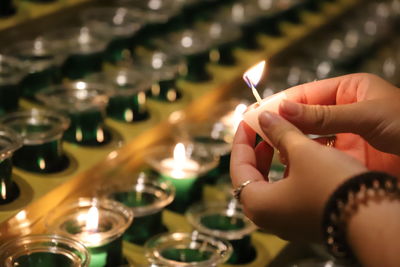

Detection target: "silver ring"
[326, 135, 336, 148]
[233, 180, 254, 201]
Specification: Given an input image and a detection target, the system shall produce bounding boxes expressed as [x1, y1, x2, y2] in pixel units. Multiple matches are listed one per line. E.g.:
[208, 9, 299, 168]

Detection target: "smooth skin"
[230, 73, 400, 266]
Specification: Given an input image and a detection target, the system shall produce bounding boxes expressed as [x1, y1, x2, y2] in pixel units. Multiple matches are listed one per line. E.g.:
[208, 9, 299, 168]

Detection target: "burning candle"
[45, 198, 133, 267]
[242, 61, 287, 144]
[146, 142, 218, 213]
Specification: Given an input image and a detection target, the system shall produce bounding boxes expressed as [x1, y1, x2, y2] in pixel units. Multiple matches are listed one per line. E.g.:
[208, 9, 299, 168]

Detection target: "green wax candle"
[150, 79, 182, 103]
[13, 252, 76, 267]
[161, 248, 212, 262]
[200, 214, 256, 264]
[107, 91, 150, 122]
[13, 139, 69, 173]
[64, 108, 111, 146]
[19, 66, 60, 100]
[0, 84, 19, 114]
[62, 52, 104, 80]
[112, 191, 167, 245]
[87, 236, 124, 267]
[183, 51, 211, 82]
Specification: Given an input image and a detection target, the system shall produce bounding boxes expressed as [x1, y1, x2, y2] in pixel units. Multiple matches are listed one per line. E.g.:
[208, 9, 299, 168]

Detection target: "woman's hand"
[230, 114, 367, 242]
[278, 73, 400, 176]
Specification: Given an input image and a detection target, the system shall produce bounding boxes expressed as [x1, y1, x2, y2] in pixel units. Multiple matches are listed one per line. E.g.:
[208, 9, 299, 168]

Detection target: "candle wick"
[244, 75, 262, 105]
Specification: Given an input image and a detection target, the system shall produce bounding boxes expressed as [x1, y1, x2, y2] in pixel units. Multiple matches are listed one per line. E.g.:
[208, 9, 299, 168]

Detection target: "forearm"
[347, 199, 400, 267]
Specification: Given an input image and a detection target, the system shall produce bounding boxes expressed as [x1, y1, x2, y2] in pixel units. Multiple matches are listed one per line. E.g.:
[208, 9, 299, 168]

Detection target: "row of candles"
[0, 97, 270, 266]
[0, 56, 289, 266]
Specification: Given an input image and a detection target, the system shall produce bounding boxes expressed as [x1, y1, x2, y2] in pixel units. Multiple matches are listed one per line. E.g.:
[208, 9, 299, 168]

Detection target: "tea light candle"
[46, 198, 133, 267]
[242, 61, 287, 145]
[160, 143, 200, 208]
[146, 142, 218, 213]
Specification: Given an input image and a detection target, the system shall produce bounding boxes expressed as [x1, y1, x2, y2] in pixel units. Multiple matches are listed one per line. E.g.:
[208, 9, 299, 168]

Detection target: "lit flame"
[1, 180, 6, 200]
[232, 104, 247, 131]
[86, 206, 99, 232]
[243, 60, 266, 88]
[171, 143, 187, 179]
[243, 61, 266, 105]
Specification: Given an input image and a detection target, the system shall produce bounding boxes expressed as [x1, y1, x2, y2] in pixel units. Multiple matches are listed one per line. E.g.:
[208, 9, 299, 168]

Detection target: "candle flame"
[173, 143, 186, 163]
[243, 61, 266, 105]
[1, 180, 6, 200]
[232, 104, 247, 131]
[86, 206, 99, 232]
[172, 143, 187, 179]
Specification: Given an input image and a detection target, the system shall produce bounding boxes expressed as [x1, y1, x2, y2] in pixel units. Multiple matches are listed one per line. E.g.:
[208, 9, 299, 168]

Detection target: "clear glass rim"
[0, 234, 90, 267]
[85, 70, 151, 96]
[0, 54, 27, 85]
[0, 109, 70, 145]
[45, 197, 134, 247]
[0, 125, 23, 160]
[145, 231, 232, 266]
[36, 82, 110, 112]
[82, 7, 145, 38]
[101, 172, 176, 216]
[186, 201, 257, 240]
[144, 143, 219, 178]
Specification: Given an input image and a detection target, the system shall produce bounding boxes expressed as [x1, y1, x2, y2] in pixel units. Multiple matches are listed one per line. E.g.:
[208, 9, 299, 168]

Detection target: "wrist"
[321, 171, 400, 262]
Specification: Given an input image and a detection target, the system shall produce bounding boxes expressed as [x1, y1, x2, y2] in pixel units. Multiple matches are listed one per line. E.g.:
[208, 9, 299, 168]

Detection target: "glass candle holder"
[155, 30, 212, 82]
[0, 234, 90, 267]
[212, 1, 265, 49]
[0, 126, 22, 204]
[46, 198, 134, 267]
[134, 50, 184, 102]
[119, 0, 183, 44]
[0, 0, 15, 17]
[4, 37, 65, 100]
[100, 171, 175, 245]
[202, 22, 242, 66]
[145, 142, 219, 213]
[36, 82, 111, 146]
[0, 109, 70, 173]
[145, 231, 232, 266]
[186, 201, 257, 264]
[0, 55, 26, 115]
[87, 70, 151, 122]
[82, 7, 144, 63]
[44, 27, 108, 80]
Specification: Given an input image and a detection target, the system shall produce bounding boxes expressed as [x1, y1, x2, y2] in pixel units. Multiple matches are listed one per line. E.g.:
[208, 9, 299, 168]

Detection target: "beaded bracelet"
[322, 171, 400, 261]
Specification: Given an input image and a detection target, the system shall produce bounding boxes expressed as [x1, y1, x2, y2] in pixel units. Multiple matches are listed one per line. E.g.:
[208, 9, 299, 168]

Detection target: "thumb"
[279, 100, 378, 136]
[258, 111, 310, 158]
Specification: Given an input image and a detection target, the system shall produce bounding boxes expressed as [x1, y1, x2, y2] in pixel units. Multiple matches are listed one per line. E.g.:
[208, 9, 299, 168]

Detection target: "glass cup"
[0, 0, 15, 17]
[145, 231, 232, 266]
[100, 171, 175, 245]
[118, 0, 183, 44]
[0, 126, 22, 204]
[133, 50, 184, 102]
[82, 7, 144, 63]
[202, 22, 242, 65]
[87, 69, 151, 122]
[0, 234, 90, 267]
[0, 55, 26, 115]
[186, 201, 258, 264]
[45, 198, 134, 267]
[155, 30, 212, 82]
[36, 82, 111, 146]
[3, 37, 65, 99]
[44, 27, 108, 80]
[145, 142, 219, 213]
[0, 109, 70, 173]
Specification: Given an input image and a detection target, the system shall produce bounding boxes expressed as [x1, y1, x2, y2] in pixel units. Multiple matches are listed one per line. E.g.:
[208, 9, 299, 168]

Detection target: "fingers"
[258, 111, 309, 160]
[279, 100, 380, 137]
[255, 141, 274, 179]
[230, 122, 266, 188]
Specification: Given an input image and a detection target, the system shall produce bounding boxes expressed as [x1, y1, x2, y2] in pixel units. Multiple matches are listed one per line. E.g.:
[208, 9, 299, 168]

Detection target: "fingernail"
[280, 100, 301, 117]
[259, 111, 277, 128]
